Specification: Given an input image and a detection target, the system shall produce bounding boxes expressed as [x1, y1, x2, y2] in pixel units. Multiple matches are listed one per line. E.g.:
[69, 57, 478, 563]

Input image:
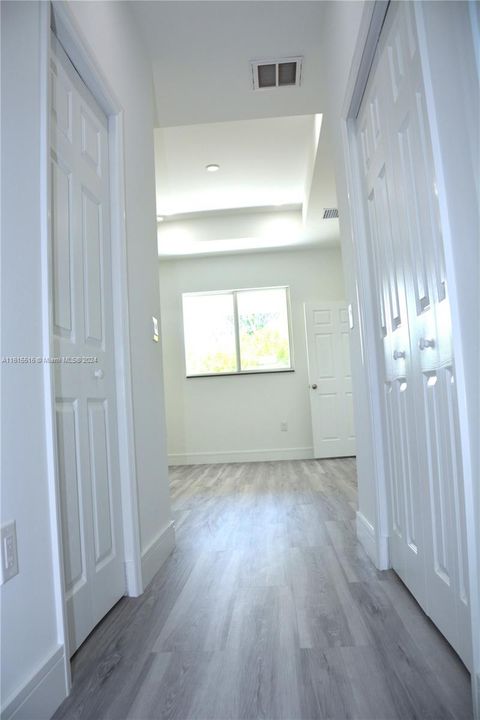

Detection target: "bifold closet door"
[357, 2, 471, 669]
[50, 35, 125, 654]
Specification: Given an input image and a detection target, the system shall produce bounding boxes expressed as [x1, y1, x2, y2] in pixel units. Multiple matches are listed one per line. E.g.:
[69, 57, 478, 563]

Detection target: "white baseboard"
[356, 511, 377, 565]
[356, 511, 390, 571]
[141, 520, 175, 588]
[1, 646, 68, 720]
[123, 558, 143, 598]
[375, 531, 390, 571]
[168, 446, 314, 466]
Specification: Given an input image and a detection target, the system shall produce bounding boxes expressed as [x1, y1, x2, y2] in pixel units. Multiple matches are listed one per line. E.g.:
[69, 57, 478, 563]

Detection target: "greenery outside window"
[182, 286, 293, 377]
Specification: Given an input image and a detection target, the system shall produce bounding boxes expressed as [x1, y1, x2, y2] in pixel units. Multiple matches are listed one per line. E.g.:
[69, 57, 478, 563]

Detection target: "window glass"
[182, 287, 292, 376]
[182, 293, 237, 375]
[237, 288, 291, 371]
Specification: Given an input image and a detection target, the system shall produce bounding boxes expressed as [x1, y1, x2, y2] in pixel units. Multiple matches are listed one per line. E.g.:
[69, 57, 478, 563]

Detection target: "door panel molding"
[50, 34, 126, 654]
[41, 0, 145, 693]
[50, 2, 144, 601]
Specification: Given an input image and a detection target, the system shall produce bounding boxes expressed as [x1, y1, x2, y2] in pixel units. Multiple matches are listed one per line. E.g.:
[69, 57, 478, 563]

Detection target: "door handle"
[94, 368, 104, 379]
[310, 383, 318, 390]
[419, 338, 435, 351]
[393, 350, 406, 360]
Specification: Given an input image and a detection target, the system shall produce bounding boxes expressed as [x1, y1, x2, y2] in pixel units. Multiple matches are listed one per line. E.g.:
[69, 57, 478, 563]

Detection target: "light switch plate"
[1, 521, 19, 584]
[152, 315, 159, 343]
[348, 303, 354, 330]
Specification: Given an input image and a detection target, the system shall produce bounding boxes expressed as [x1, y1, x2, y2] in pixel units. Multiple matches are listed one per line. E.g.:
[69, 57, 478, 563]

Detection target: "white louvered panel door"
[357, 2, 471, 668]
[50, 36, 125, 654]
[304, 302, 356, 459]
[357, 12, 427, 612]
[383, 3, 470, 668]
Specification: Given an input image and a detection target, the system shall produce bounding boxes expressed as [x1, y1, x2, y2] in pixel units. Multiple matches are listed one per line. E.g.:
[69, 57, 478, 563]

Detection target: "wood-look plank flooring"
[53, 459, 472, 720]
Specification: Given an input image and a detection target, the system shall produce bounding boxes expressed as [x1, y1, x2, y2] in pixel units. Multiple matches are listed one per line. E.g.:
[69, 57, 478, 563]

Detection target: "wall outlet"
[280, 421, 288, 432]
[1, 521, 19, 584]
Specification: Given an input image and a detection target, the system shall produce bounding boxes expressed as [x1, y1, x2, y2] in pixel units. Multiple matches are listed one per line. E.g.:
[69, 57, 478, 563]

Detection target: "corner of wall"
[140, 520, 176, 589]
[356, 511, 390, 571]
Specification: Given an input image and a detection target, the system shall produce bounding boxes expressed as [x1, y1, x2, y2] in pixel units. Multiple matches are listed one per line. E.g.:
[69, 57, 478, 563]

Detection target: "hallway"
[54, 459, 472, 720]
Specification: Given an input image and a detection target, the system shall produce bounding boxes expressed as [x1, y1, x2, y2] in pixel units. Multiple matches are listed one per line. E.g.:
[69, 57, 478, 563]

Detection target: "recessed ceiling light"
[206, 164, 220, 172]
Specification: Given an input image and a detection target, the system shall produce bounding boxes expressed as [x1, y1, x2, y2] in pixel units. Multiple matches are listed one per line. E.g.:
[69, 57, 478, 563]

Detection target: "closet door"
[50, 35, 125, 654]
[357, 10, 427, 612]
[383, 2, 471, 668]
[357, 2, 471, 668]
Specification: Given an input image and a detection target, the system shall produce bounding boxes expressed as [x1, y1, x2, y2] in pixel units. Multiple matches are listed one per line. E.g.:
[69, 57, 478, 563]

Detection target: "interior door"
[357, 2, 471, 669]
[304, 302, 356, 459]
[50, 35, 125, 654]
[356, 5, 427, 613]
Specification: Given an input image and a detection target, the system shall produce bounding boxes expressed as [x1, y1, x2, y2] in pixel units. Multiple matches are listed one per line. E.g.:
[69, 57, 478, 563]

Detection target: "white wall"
[1, 1, 172, 716]
[159, 247, 345, 464]
[315, 2, 379, 533]
[1, 5, 66, 717]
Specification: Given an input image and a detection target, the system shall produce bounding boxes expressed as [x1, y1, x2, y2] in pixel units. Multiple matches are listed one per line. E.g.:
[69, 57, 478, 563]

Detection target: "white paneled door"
[357, 2, 471, 668]
[304, 302, 356, 459]
[50, 36, 125, 654]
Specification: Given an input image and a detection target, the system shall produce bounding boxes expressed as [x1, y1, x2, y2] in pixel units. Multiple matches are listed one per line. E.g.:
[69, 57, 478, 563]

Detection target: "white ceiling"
[157, 207, 340, 258]
[130, 0, 339, 257]
[131, 1, 326, 127]
[155, 115, 314, 216]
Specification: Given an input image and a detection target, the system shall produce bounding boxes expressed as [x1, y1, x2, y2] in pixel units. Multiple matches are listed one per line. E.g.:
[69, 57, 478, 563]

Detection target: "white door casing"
[50, 35, 125, 654]
[304, 302, 356, 459]
[357, 2, 471, 669]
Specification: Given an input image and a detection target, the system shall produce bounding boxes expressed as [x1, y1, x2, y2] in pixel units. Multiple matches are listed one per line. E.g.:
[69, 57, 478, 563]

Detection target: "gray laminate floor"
[53, 459, 472, 720]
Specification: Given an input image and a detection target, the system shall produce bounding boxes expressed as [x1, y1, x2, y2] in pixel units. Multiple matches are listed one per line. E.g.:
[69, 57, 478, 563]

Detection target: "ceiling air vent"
[251, 57, 303, 90]
[323, 208, 339, 219]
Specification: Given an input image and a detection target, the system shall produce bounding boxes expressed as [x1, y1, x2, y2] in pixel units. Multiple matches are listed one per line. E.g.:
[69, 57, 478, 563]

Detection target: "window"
[182, 287, 293, 377]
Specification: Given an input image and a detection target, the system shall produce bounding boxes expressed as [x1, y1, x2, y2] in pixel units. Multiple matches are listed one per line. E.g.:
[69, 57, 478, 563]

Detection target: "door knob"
[310, 383, 318, 389]
[393, 350, 406, 360]
[94, 368, 104, 379]
[419, 338, 435, 351]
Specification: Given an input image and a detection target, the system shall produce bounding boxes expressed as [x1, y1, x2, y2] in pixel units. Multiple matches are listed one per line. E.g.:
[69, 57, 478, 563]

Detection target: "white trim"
[141, 522, 176, 589]
[469, 0, 480, 79]
[340, 0, 392, 576]
[1, 647, 66, 720]
[168, 447, 314, 466]
[50, 4, 121, 117]
[108, 110, 143, 598]
[375, 528, 390, 571]
[356, 511, 389, 570]
[355, 512, 376, 563]
[347, 0, 389, 118]
[39, 0, 71, 698]
[49, 2, 143, 604]
[341, 115, 392, 571]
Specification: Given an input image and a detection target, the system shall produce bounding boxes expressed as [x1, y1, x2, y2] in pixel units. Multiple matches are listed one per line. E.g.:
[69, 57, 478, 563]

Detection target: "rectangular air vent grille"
[251, 57, 303, 90]
[323, 208, 339, 219]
